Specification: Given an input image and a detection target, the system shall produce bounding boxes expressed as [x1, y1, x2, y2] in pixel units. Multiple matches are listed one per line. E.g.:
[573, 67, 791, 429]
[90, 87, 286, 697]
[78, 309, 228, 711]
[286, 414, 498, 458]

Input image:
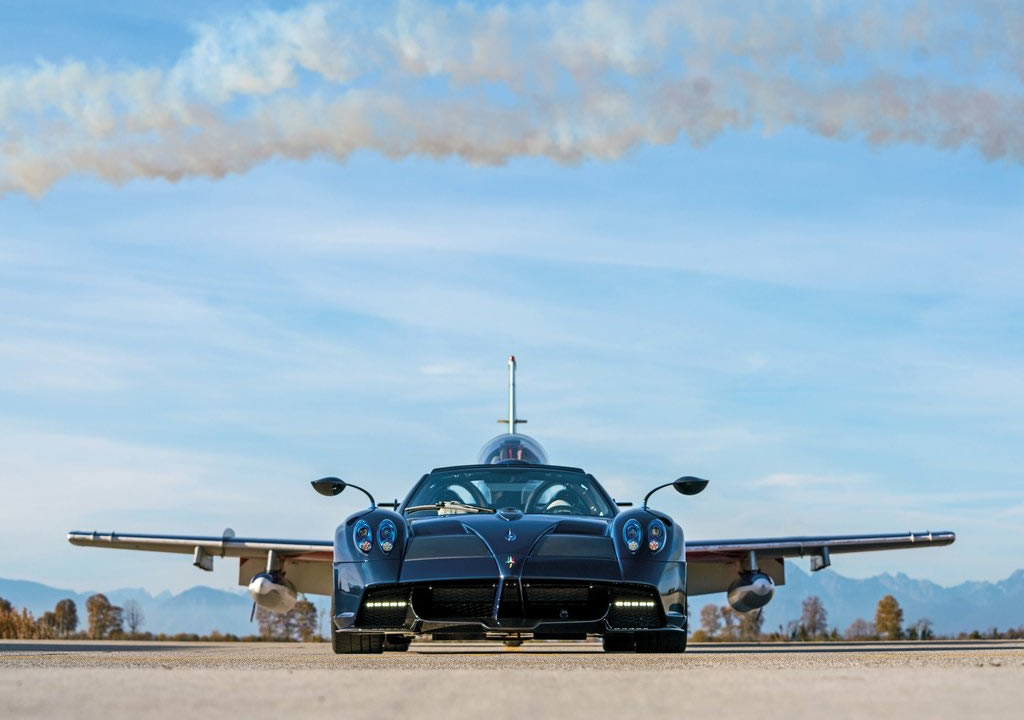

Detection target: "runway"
[2, 639, 1022, 719]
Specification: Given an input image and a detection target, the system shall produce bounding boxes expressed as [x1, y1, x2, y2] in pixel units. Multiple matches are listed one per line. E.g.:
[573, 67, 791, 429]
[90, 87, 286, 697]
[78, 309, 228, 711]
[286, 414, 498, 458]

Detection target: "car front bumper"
[333, 577, 687, 635]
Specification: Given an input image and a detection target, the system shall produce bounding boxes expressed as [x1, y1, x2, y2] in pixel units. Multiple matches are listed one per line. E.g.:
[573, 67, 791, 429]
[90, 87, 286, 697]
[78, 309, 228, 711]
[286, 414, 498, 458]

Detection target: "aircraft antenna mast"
[501, 354, 527, 433]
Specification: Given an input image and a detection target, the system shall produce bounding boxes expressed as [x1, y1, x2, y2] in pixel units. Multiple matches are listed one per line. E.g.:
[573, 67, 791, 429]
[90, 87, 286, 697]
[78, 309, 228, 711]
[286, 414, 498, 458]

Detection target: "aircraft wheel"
[601, 632, 635, 652]
[634, 630, 686, 653]
[332, 632, 385, 654]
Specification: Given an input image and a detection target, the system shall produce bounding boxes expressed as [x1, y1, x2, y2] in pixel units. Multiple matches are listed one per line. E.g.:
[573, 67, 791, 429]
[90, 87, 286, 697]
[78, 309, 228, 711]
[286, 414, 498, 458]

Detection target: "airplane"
[69, 356, 954, 652]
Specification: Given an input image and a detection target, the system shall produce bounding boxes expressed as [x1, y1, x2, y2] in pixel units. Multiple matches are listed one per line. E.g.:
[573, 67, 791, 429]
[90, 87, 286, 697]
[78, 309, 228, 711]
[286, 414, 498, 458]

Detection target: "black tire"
[602, 633, 635, 652]
[332, 632, 385, 654]
[384, 635, 411, 652]
[635, 630, 687, 653]
[330, 595, 385, 654]
[330, 594, 341, 654]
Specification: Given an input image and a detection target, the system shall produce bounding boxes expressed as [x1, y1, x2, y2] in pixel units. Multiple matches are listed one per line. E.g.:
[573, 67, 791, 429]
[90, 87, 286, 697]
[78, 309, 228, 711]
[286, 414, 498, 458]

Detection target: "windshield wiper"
[405, 500, 496, 515]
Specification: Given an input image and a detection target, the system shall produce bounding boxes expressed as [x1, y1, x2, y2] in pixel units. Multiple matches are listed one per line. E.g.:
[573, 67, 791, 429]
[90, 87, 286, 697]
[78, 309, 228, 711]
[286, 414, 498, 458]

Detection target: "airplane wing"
[685, 530, 955, 596]
[69, 528, 955, 599]
[68, 531, 334, 596]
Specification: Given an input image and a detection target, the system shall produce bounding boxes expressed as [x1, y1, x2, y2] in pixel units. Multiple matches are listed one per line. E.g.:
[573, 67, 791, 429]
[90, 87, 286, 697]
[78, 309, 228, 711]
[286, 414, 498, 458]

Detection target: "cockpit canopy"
[478, 433, 548, 465]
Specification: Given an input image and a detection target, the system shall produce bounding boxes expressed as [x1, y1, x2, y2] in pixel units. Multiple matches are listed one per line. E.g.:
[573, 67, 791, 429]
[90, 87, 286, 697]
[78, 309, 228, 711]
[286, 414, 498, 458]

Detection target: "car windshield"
[404, 466, 614, 518]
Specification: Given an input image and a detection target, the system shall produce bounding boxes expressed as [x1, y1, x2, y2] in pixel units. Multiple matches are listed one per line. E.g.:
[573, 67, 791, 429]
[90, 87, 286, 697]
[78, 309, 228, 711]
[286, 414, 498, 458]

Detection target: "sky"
[1, 1, 1022, 595]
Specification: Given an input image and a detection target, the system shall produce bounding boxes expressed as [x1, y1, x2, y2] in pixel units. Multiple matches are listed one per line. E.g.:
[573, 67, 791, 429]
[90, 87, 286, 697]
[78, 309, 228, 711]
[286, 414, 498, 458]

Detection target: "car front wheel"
[332, 631, 385, 654]
[635, 630, 686, 653]
[330, 595, 385, 654]
[384, 635, 411, 652]
[601, 632, 635, 652]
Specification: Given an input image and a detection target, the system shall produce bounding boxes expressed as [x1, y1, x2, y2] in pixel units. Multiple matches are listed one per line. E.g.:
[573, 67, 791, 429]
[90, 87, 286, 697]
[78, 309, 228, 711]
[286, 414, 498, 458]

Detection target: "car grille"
[397, 581, 664, 627]
[498, 579, 523, 618]
[411, 583, 497, 620]
[357, 587, 411, 628]
[522, 583, 610, 621]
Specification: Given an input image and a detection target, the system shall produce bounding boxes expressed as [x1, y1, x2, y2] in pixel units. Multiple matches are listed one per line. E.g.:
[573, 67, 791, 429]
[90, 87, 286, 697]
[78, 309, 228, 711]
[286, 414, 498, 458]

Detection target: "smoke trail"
[1, 0, 1022, 196]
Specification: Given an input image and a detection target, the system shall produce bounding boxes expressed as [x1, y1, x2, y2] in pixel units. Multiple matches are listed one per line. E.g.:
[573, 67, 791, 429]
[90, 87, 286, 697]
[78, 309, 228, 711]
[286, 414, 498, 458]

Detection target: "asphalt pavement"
[2, 639, 1022, 719]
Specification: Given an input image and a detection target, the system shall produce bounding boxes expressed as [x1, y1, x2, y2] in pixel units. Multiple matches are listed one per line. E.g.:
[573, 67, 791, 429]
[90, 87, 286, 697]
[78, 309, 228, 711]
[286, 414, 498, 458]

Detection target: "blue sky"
[1, 1, 1022, 594]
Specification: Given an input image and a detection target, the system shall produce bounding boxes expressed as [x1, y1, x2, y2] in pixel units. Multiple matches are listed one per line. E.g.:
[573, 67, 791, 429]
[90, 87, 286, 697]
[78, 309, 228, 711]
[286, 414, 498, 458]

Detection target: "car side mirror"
[643, 476, 710, 508]
[673, 476, 709, 496]
[311, 476, 376, 507]
[312, 477, 347, 496]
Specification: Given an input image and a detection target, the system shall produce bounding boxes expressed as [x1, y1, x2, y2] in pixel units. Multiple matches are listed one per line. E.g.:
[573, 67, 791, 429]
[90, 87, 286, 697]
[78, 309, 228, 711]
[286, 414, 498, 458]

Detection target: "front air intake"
[411, 583, 497, 621]
[523, 583, 609, 621]
[606, 588, 663, 629]
[358, 587, 411, 628]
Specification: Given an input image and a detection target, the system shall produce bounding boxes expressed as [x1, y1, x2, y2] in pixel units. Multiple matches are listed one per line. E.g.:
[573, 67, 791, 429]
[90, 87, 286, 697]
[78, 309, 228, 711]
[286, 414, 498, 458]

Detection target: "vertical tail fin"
[499, 354, 527, 432]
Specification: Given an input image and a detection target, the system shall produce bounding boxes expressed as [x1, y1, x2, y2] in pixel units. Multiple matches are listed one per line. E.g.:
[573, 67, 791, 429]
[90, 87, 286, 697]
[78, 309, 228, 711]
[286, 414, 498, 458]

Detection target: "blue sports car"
[315, 444, 703, 653]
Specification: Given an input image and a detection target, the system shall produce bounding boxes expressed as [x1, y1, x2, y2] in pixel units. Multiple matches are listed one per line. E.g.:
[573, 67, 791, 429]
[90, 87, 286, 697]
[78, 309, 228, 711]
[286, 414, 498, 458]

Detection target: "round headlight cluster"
[623, 519, 643, 553]
[353, 518, 400, 554]
[353, 520, 373, 553]
[648, 519, 667, 553]
[377, 519, 397, 553]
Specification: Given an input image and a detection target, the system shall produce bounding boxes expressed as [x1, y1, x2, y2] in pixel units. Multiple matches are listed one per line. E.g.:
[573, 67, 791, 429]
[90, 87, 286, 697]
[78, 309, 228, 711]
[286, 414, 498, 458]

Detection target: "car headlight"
[353, 520, 373, 553]
[377, 519, 397, 553]
[647, 519, 667, 553]
[623, 519, 643, 553]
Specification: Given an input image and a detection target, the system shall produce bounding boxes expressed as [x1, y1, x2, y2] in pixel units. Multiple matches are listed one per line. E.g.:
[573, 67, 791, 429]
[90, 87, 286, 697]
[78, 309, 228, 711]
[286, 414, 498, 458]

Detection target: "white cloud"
[1, 1, 1022, 195]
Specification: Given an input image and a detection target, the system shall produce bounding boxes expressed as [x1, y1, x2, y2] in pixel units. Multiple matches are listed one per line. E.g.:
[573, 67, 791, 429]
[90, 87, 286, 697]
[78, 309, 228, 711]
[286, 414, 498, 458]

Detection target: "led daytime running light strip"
[364, 601, 407, 608]
[614, 600, 656, 607]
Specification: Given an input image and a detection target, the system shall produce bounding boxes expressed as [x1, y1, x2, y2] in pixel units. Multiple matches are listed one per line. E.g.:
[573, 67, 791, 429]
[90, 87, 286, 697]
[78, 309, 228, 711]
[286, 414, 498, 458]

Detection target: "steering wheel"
[543, 490, 579, 515]
[524, 479, 587, 515]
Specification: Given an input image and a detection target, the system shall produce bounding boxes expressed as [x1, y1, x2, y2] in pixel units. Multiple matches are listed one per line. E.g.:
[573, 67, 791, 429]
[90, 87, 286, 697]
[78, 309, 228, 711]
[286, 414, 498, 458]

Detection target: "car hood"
[401, 512, 617, 582]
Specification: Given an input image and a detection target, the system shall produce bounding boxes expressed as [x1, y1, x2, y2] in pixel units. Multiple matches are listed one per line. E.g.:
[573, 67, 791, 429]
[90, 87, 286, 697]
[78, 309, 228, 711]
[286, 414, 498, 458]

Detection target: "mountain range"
[759, 564, 1024, 635]
[2, 565, 1022, 637]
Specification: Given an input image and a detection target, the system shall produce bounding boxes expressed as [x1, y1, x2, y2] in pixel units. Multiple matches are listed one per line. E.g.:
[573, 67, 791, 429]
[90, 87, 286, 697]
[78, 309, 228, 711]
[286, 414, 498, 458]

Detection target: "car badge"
[505, 555, 516, 568]
[505, 529, 516, 542]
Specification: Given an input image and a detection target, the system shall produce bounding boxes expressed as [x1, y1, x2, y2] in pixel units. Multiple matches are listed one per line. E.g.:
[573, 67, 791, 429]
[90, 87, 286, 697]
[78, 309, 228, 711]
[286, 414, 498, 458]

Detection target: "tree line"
[0, 594, 325, 642]
[254, 602, 321, 641]
[693, 593, 1024, 642]
[1, 594, 119, 639]
[5, 592, 1022, 642]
